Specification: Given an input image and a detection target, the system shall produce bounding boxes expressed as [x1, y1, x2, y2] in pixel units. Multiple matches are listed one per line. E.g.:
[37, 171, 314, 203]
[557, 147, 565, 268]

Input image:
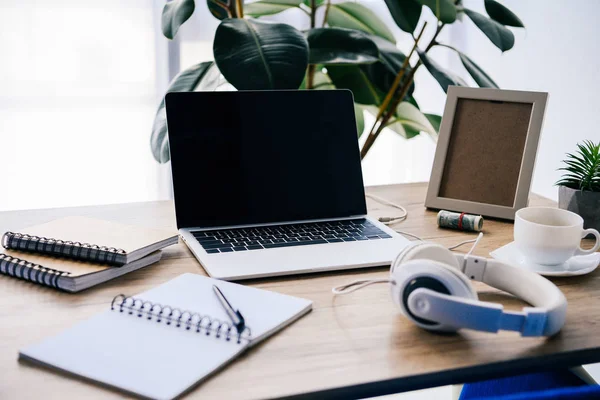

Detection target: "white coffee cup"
[514, 207, 600, 265]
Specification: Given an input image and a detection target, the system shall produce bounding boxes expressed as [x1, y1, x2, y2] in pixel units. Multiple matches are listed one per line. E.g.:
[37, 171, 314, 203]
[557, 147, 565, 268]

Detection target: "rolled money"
[437, 210, 483, 232]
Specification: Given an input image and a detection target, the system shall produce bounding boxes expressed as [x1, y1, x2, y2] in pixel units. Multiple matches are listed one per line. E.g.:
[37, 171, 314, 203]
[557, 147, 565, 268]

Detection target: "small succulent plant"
[556, 140, 600, 192]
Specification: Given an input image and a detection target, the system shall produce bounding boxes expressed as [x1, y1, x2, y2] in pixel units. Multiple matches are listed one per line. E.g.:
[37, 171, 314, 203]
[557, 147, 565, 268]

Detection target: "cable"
[447, 238, 478, 250]
[332, 232, 486, 296]
[332, 278, 391, 295]
[394, 230, 423, 241]
[447, 232, 484, 252]
[365, 193, 408, 225]
[466, 232, 484, 258]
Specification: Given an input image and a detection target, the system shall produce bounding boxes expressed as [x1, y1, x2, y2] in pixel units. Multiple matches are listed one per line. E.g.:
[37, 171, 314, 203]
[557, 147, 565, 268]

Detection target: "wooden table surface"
[1, 182, 599, 400]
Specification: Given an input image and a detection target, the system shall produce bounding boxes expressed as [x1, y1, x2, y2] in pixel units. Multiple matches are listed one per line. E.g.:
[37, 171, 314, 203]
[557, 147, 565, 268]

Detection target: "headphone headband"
[391, 246, 567, 337]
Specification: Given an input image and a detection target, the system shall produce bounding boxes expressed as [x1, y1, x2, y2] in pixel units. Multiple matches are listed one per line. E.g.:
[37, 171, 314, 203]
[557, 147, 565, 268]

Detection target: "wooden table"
[1, 183, 599, 400]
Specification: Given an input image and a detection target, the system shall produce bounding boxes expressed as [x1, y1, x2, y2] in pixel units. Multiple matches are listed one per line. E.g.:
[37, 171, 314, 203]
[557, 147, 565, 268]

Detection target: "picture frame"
[425, 86, 548, 220]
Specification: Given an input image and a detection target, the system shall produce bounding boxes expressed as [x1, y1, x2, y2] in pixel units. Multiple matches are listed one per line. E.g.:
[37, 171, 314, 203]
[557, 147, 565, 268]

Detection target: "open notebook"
[2, 216, 178, 266]
[19, 273, 313, 399]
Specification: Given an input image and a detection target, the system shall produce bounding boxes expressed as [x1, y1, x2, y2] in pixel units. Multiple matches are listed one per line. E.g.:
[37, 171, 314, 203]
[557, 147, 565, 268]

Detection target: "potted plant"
[556, 140, 600, 232]
[150, 0, 525, 164]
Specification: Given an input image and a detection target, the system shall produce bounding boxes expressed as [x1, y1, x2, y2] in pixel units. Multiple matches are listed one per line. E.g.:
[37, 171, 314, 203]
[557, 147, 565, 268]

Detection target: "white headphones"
[388, 241, 567, 336]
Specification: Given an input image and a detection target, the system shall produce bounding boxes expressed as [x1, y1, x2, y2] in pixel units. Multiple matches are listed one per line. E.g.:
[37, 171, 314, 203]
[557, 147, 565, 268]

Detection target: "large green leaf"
[162, 0, 195, 39]
[418, 51, 466, 92]
[327, 66, 384, 105]
[484, 0, 524, 27]
[327, 3, 396, 44]
[386, 102, 436, 139]
[458, 52, 498, 88]
[150, 61, 218, 163]
[300, 65, 335, 89]
[302, 0, 325, 7]
[301, 68, 331, 89]
[436, 43, 499, 88]
[208, 0, 241, 20]
[214, 19, 308, 90]
[417, 0, 456, 23]
[382, 0, 421, 33]
[307, 28, 379, 65]
[356, 36, 414, 97]
[355, 104, 365, 138]
[425, 113, 441, 133]
[360, 36, 415, 97]
[368, 35, 405, 72]
[244, 0, 303, 17]
[360, 61, 415, 98]
[464, 8, 515, 52]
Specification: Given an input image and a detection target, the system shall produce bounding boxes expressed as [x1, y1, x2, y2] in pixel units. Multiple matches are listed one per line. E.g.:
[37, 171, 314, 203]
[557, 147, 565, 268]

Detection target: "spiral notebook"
[19, 273, 313, 400]
[2, 216, 178, 266]
[0, 250, 162, 292]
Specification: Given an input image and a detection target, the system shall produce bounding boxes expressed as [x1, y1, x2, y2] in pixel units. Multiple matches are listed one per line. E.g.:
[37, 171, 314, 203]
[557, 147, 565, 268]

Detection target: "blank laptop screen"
[166, 90, 367, 229]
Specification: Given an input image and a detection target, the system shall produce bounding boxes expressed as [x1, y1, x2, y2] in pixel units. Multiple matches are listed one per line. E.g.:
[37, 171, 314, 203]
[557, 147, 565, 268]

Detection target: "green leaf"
[464, 8, 515, 52]
[484, 0, 524, 27]
[162, 0, 195, 39]
[425, 113, 441, 133]
[150, 61, 218, 163]
[327, 66, 384, 105]
[387, 122, 420, 139]
[360, 61, 415, 97]
[556, 140, 600, 191]
[355, 104, 365, 138]
[327, 3, 396, 43]
[302, 0, 325, 7]
[389, 102, 436, 138]
[457, 52, 498, 88]
[244, 0, 303, 17]
[418, 51, 467, 92]
[360, 36, 415, 96]
[214, 19, 308, 90]
[417, 0, 456, 23]
[308, 28, 379, 65]
[407, 95, 419, 109]
[208, 0, 240, 20]
[364, 102, 434, 140]
[367, 35, 404, 71]
[382, 0, 421, 33]
[300, 65, 335, 89]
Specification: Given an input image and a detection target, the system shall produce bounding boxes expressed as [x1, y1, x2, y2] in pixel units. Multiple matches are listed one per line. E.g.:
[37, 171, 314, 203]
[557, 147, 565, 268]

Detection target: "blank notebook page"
[20, 273, 312, 400]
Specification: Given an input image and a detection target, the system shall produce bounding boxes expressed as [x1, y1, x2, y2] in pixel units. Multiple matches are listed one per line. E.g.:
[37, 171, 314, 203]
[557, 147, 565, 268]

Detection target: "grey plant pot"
[558, 186, 600, 233]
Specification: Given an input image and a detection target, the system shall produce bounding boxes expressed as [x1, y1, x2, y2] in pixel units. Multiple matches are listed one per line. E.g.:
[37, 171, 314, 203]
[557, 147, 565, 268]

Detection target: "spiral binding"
[0, 253, 70, 289]
[1, 231, 127, 265]
[111, 294, 252, 344]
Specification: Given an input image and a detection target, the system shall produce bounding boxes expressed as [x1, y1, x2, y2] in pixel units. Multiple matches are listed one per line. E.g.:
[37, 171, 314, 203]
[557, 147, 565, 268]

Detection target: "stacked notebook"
[19, 273, 313, 399]
[0, 216, 178, 292]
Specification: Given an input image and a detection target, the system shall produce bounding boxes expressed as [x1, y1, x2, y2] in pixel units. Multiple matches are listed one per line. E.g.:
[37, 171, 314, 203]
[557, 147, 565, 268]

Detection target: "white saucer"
[490, 242, 600, 277]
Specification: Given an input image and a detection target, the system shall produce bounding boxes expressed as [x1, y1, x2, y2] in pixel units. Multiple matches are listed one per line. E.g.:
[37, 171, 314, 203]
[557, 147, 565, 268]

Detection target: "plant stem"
[374, 23, 427, 122]
[306, 0, 317, 89]
[360, 68, 417, 159]
[359, 23, 445, 160]
[322, 0, 332, 27]
[235, 0, 244, 18]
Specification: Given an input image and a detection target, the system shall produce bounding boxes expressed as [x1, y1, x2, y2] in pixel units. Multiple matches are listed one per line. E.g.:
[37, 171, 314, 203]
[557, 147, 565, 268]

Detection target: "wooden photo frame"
[425, 87, 548, 220]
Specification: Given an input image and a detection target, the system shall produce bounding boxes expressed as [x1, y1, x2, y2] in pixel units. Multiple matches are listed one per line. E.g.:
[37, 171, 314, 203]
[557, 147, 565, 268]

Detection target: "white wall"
[454, 0, 600, 200]
[0, 0, 170, 211]
[2, 1, 597, 211]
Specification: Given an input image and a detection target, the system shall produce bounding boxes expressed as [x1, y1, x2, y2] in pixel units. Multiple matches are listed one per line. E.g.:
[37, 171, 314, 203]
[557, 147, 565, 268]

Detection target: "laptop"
[165, 90, 409, 280]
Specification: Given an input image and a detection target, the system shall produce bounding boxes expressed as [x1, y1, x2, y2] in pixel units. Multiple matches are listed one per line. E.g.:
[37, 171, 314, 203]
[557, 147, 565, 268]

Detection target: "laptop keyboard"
[191, 218, 392, 254]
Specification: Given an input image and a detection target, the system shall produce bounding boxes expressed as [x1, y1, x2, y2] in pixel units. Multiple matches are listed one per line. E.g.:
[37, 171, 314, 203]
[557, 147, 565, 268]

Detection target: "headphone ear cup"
[391, 260, 477, 331]
[391, 242, 460, 273]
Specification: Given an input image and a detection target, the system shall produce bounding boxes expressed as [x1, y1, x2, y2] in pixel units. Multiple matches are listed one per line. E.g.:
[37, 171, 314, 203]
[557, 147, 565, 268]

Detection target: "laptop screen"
[166, 90, 367, 229]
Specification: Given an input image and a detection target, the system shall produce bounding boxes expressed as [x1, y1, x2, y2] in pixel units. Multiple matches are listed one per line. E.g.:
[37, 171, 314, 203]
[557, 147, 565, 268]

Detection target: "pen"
[212, 285, 246, 334]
